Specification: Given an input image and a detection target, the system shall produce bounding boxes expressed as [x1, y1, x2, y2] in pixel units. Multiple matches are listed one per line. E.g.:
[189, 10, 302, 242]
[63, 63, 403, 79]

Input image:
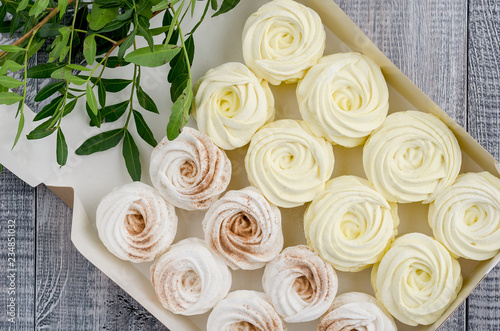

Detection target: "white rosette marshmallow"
[150, 238, 231, 316]
[150, 127, 232, 210]
[242, 0, 326, 85]
[297, 52, 389, 147]
[262, 245, 338, 323]
[429, 172, 500, 260]
[193, 62, 275, 150]
[304, 176, 399, 272]
[318, 292, 397, 331]
[371, 233, 463, 326]
[202, 186, 283, 270]
[363, 111, 461, 203]
[96, 182, 177, 263]
[207, 290, 286, 331]
[245, 119, 334, 208]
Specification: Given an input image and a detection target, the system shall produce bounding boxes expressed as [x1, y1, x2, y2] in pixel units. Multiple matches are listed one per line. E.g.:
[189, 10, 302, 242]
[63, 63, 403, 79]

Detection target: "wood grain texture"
[335, 1, 468, 329]
[34, 185, 167, 331]
[466, 1, 500, 330]
[0, 168, 35, 330]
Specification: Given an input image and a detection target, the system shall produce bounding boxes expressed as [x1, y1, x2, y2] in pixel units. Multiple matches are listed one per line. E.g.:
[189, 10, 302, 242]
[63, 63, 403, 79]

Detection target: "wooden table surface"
[1, 0, 499, 330]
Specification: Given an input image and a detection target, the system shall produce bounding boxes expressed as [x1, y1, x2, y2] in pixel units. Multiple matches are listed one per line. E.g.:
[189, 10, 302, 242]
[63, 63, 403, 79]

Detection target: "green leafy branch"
[0, 0, 240, 181]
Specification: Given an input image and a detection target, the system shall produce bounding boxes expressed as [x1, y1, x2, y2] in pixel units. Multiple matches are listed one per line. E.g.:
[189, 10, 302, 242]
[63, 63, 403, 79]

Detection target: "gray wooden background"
[0, 0, 499, 330]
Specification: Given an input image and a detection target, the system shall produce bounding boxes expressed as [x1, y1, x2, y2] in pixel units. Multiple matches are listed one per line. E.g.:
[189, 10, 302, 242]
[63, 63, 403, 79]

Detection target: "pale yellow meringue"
[242, 0, 326, 85]
[429, 172, 500, 260]
[193, 62, 275, 150]
[245, 119, 334, 208]
[297, 53, 389, 147]
[371, 233, 462, 326]
[304, 176, 399, 272]
[363, 111, 461, 203]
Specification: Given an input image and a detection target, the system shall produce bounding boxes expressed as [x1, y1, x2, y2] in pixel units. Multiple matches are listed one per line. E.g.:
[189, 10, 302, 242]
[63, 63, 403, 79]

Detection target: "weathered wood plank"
[0, 167, 35, 330]
[335, 1, 468, 329]
[466, 0, 500, 329]
[34, 185, 167, 330]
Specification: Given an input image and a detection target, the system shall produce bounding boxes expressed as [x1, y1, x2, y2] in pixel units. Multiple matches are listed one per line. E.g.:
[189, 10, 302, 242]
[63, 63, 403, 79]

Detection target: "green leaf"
[0, 60, 24, 76]
[170, 73, 189, 102]
[58, 0, 68, 18]
[100, 100, 129, 123]
[26, 118, 57, 140]
[122, 130, 141, 181]
[211, 0, 218, 10]
[97, 80, 106, 107]
[27, 39, 45, 59]
[56, 128, 68, 166]
[88, 4, 119, 31]
[34, 81, 66, 102]
[133, 110, 157, 147]
[63, 99, 78, 117]
[95, 19, 128, 34]
[167, 83, 193, 140]
[83, 35, 97, 65]
[75, 129, 124, 155]
[66, 75, 87, 86]
[116, 8, 133, 21]
[148, 26, 171, 37]
[29, 0, 49, 17]
[66, 64, 92, 71]
[165, 0, 184, 44]
[17, 0, 30, 12]
[118, 31, 136, 60]
[96, 56, 131, 68]
[212, 0, 241, 17]
[0, 76, 23, 89]
[136, 85, 158, 113]
[49, 27, 71, 62]
[152, 0, 180, 11]
[125, 44, 181, 68]
[0, 45, 25, 53]
[86, 102, 102, 127]
[27, 63, 66, 78]
[0, 92, 23, 105]
[13, 112, 25, 148]
[34, 96, 64, 121]
[86, 83, 98, 116]
[89, 78, 132, 92]
[38, 23, 63, 38]
[137, 16, 154, 52]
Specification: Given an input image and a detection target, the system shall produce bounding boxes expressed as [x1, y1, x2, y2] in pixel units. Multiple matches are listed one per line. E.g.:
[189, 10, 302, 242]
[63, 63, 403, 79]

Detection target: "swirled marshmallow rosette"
[318, 292, 397, 331]
[245, 119, 334, 208]
[149, 127, 231, 210]
[202, 186, 283, 270]
[96, 182, 177, 263]
[242, 0, 326, 85]
[363, 111, 461, 203]
[193, 62, 275, 150]
[304, 176, 399, 272]
[150, 238, 231, 316]
[429, 172, 500, 260]
[262, 245, 338, 323]
[371, 233, 463, 326]
[297, 52, 389, 147]
[207, 290, 286, 331]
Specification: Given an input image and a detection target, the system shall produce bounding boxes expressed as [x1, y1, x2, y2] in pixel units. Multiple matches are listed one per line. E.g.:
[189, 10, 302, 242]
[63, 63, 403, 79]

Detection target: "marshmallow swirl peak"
[242, 0, 326, 85]
[262, 245, 338, 323]
[429, 172, 500, 260]
[297, 52, 389, 147]
[371, 233, 462, 326]
[245, 119, 334, 208]
[207, 290, 286, 331]
[96, 182, 177, 263]
[150, 127, 231, 210]
[304, 176, 399, 272]
[318, 292, 397, 331]
[363, 111, 461, 203]
[150, 238, 231, 316]
[202, 186, 283, 270]
[193, 62, 275, 150]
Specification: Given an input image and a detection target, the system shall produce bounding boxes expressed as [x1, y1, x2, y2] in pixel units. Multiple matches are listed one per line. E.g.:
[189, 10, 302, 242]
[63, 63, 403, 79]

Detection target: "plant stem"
[177, 23, 191, 81]
[125, 63, 138, 129]
[73, 29, 118, 44]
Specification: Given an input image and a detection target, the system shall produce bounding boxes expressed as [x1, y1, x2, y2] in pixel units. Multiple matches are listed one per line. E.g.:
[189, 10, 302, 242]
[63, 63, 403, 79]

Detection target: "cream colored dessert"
[96, 182, 177, 263]
[297, 52, 389, 147]
[207, 290, 286, 331]
[149, 127, 231, 211]
[150, 238, 231, 316]
[318, 292, 397, 331]
[263, 245, 338, 323]
[245, 119, 334, 208]
[371, 233, 462, 326]
[193, 62, 275, 150]
[363, 111, 461, 203]
[429, 172, 500, 260]
[304, 176, 399, 272]
[202, 186, 283, 270]
[242, 0, 326, 85]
